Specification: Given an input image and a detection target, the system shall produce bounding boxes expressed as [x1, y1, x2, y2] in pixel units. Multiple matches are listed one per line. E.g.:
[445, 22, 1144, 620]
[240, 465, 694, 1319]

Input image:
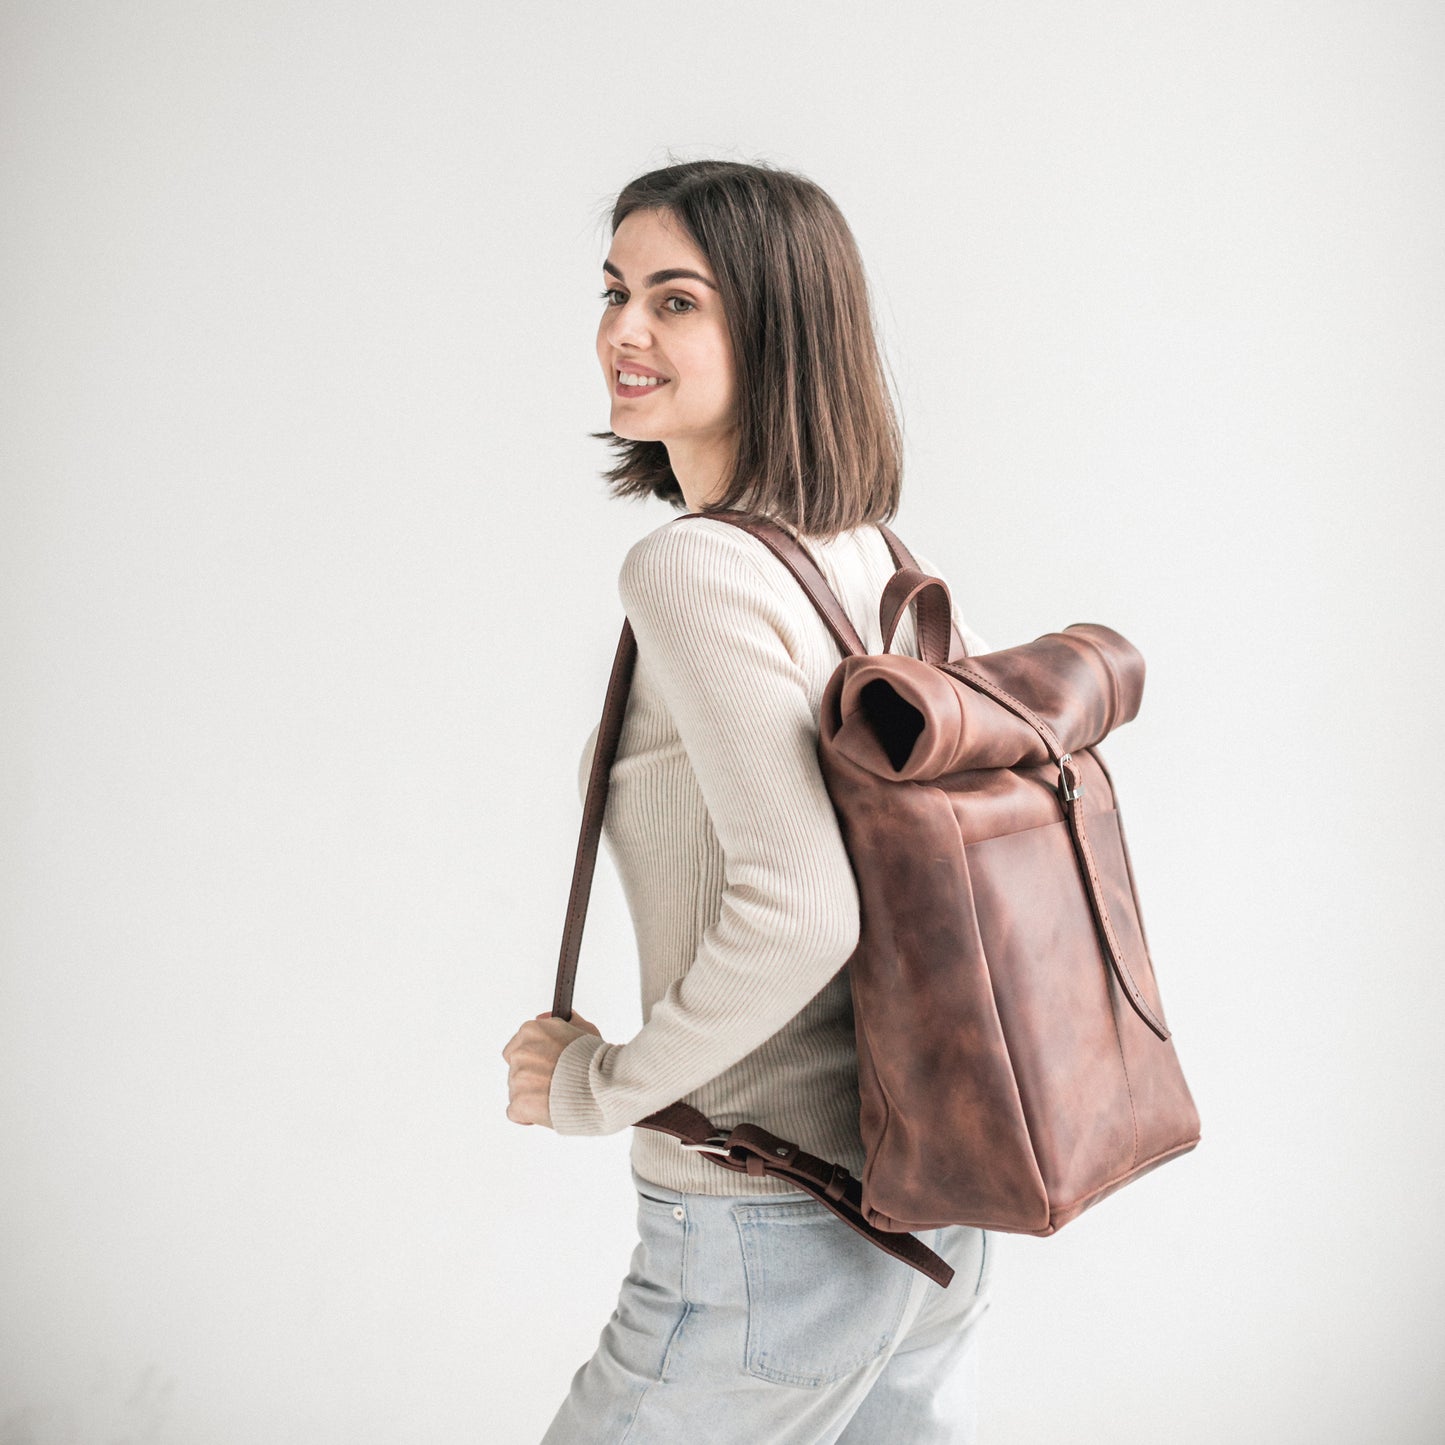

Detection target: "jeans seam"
[616, 1214, 693, 1444]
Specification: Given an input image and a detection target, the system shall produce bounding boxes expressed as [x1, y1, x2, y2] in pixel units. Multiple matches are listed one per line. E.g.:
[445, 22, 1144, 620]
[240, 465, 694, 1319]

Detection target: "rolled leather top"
[821, 623, 1145, 781]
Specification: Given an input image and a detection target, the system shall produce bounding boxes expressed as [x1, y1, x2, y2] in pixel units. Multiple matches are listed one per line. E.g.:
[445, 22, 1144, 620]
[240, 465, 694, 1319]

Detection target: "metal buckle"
[680, 1132, 733, 1157]
[1057, 752, 1083, 804]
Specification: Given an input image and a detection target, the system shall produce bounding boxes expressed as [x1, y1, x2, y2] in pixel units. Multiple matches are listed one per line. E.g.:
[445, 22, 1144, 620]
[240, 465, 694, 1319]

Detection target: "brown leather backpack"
[551, 511, 1200, 1288]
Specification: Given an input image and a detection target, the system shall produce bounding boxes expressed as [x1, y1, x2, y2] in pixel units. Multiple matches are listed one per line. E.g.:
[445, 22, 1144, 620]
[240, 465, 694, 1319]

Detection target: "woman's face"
[596, 207, 738, 490]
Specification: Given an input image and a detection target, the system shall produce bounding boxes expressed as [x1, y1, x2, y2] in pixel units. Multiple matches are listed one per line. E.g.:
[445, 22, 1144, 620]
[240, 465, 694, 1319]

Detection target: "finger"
[504, 1021, 541, 1059]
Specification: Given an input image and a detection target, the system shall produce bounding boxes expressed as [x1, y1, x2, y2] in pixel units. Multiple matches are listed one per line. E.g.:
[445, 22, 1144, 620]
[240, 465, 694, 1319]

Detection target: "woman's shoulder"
[619, 514, 793, 610]
[621, 513, 901, 581]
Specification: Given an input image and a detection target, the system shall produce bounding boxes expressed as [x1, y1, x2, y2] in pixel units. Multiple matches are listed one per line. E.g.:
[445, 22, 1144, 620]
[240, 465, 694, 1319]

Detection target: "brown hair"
[591, 159, 903, 539]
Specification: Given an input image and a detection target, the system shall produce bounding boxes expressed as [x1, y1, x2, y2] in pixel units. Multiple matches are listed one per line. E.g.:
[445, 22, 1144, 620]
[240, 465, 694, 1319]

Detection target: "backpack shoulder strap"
[681, 510, 969, 662]
[673, 510, 866, 657]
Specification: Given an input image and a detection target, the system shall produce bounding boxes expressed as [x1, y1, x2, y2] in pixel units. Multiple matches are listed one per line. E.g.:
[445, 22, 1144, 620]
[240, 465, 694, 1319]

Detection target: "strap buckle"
[1057, 752, 1083, 804]
[680, 1132, 733, 1157]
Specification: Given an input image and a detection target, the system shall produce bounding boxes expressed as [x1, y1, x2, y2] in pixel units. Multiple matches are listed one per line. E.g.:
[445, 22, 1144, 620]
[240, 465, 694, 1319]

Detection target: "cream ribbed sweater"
[547, 513, 989, 1195]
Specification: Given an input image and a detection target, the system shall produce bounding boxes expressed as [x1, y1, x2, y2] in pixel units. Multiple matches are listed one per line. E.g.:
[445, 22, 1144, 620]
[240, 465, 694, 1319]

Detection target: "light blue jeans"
[541, 1165, 993, 1444]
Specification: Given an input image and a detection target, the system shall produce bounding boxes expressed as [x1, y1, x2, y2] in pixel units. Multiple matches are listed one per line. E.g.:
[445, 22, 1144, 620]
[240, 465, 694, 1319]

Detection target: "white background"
[2, 3, 1441, 1441]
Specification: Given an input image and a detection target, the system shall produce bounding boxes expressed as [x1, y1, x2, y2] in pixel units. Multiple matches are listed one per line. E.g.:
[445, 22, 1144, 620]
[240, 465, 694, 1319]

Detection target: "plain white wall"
[2, 2, 1441, 1441]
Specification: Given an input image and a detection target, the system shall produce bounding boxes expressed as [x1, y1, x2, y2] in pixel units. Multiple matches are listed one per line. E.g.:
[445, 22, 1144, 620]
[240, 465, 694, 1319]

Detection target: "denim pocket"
[731, 1198, 915, 1388]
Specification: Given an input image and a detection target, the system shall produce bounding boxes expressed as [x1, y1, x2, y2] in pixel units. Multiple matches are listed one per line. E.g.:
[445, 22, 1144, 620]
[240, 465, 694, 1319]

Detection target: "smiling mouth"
[616, 371, 671, 396]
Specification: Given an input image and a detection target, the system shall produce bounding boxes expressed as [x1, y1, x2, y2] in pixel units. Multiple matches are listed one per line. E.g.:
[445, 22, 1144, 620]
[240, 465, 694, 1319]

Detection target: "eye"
[599, 287, 625, 305]
[663, 295, 696, 314]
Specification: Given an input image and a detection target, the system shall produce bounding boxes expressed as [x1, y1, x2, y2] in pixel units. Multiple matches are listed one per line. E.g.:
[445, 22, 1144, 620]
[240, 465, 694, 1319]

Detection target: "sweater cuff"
[548, 1031, 612, 1135]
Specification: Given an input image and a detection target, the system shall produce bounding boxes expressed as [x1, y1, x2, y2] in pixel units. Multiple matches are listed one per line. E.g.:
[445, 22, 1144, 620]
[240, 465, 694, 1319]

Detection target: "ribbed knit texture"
[548, 514, 990, 1195]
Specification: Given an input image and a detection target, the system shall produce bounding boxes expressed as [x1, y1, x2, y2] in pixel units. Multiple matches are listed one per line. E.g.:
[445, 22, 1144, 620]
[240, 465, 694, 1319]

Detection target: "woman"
[503, 159, 994, 1443]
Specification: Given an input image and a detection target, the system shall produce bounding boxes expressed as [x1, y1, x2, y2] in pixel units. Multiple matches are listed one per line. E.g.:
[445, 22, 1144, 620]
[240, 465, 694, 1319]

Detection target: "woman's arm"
[547, 518, 862, 1136]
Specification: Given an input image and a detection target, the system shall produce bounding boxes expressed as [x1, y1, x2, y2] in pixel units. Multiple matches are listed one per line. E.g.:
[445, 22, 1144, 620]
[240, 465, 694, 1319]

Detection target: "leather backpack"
[551, 510, 1200, 1288]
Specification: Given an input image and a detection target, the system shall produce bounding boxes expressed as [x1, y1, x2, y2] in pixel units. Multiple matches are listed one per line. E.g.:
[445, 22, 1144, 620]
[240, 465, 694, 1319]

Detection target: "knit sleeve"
[547, 517, 862, 1136]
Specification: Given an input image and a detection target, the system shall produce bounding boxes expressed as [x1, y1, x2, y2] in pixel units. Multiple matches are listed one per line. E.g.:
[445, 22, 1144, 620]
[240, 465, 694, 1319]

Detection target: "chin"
[610, 420, 661, 443]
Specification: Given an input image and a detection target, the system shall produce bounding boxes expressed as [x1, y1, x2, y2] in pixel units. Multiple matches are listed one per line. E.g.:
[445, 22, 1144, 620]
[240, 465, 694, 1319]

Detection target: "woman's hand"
[502, 1009, 603, 1128]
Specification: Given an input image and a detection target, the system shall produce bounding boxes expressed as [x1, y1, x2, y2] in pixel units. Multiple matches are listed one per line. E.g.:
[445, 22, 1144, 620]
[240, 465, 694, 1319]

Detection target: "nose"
[601, 294, 651, 352]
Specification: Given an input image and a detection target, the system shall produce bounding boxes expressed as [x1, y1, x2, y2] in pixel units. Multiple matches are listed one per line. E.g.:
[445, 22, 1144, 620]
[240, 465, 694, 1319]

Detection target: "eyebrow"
[602, 260, 718, 291]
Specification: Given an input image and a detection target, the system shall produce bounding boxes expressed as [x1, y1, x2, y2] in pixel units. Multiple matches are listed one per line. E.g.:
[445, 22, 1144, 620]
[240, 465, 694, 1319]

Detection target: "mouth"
[616, 368, 671, 399]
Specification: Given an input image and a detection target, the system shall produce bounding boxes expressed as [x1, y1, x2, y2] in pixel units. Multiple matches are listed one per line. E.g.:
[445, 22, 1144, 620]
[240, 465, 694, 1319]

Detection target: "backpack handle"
[879, 567, 954, 664]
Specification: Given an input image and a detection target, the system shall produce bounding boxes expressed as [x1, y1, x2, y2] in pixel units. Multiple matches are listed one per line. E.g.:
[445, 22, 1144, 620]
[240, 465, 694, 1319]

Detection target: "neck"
[667, 433, 736, 513]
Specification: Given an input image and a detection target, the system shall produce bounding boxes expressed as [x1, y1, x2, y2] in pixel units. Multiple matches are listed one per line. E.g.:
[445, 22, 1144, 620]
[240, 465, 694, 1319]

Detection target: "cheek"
[683, 335, 737, 405]
[713, 330, 738, 396]
[714, 349, 739, 412]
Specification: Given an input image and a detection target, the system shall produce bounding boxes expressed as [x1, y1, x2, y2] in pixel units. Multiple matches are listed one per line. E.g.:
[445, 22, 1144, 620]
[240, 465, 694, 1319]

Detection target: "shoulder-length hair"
[591, 159, 903, 539]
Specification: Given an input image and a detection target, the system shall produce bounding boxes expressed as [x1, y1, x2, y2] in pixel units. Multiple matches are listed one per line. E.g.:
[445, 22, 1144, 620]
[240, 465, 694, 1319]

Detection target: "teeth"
[619, 372, 666, 387]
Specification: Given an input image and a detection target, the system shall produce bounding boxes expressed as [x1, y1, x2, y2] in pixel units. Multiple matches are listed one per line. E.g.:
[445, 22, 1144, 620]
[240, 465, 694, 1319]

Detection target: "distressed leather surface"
[815, 581, 1199, 1233]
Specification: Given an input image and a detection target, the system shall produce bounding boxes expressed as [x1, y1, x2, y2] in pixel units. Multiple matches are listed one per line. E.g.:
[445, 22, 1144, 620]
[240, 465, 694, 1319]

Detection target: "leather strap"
[551, 619, 638, 1023]
[937, 661, 1172, 1041]
[549, 510, 970, 1286]
[637, 1102, 955, 1288]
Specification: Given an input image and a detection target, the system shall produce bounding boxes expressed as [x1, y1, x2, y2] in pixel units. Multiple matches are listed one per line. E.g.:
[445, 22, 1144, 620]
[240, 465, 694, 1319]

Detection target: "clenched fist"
[502, 1010, 603, 1128]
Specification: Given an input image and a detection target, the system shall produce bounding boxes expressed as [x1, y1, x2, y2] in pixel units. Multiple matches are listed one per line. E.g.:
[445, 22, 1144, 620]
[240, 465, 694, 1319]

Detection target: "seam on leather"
[1054, 1137, 1199, 1216]
[1110, 983, 1141, 1169]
